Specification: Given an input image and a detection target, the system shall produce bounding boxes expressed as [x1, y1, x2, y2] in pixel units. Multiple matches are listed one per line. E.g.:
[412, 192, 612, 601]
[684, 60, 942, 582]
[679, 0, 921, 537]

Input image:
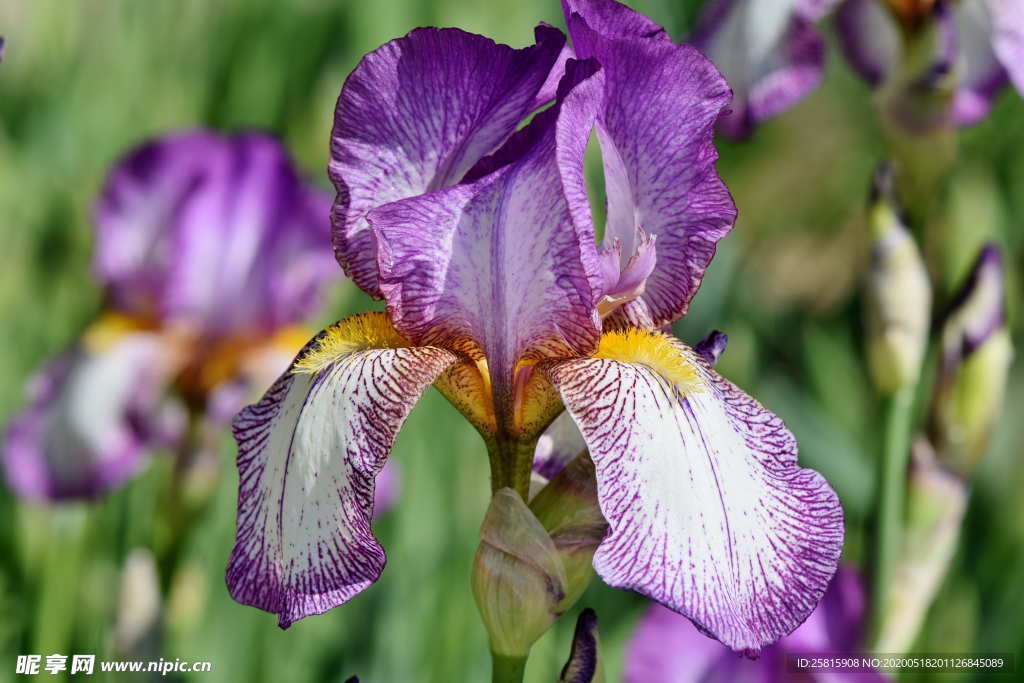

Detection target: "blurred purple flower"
[837, 0, 1024, 125]
[4, 131, 337, 501]
[692, 0, 840, 138]
[227, 0, 841, 654]
[625, 567, 886, 682]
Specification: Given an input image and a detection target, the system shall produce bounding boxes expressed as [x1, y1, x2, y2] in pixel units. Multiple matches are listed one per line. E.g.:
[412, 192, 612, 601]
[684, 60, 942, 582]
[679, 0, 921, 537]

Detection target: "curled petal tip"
[693, 330, 728, 366]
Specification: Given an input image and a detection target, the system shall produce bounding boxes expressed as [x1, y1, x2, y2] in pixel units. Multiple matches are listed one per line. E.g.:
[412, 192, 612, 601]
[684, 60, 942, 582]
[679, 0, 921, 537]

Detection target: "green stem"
[491, 651, 528, 683]
[869, 384, 916, 648]
[486, 436, 538, 500]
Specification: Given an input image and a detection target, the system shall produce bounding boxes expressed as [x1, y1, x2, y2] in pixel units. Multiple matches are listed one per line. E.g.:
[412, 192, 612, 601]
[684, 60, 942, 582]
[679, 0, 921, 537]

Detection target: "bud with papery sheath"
[472, 488, 567, 658]
[864, 164, 933, 394]
[929, 245, 1013, 477]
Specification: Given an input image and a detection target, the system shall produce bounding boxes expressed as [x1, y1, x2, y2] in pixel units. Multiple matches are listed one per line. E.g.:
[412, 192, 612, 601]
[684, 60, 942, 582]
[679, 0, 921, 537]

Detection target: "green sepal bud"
[472, 488, 567, 657]
[930, 245, 1013, 477]
[864, 164, 932, 394]
[530, 453, 608, 614]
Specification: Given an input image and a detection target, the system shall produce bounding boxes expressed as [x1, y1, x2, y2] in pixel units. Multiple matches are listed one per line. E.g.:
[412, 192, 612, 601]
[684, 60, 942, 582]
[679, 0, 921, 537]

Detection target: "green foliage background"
[0, 1, 1022, 681]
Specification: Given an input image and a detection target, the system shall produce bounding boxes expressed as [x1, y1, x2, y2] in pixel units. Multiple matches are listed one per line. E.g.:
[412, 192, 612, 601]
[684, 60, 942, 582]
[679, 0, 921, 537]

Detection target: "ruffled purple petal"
[227, 333, 456, 628]
[565, 1, 737, 327]
[691, 0, 829, 138]
[835, 0, 901, 87]
[94, 131, 336, 337]
[369, 61, 605, 418]
[3, 332, 182, 501]
[541, 336, 843, 653]
[561, 0, 670, 40]
[329, 26, 566, 298]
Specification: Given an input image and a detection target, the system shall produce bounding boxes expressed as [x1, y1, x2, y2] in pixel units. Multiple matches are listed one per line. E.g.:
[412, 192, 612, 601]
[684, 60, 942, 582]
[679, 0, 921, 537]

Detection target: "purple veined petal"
[226, 321, 456, 628]
[989, 0, 1024, 94]
[540, 331, 843, 653]
[953, 0, 1011, 125]
[691, 0, 828, 138]
[3, 330, 182, 501]
[329, 25, 567, 298]
[835, 0, 902, 87]
[533, 410, 588, 481]
[624, 566, 877, 683]
[565, 3, 737, 328]
[561, 0, 671, 40]
[95, 131, 336, 337]
[369, 60, 605, 425]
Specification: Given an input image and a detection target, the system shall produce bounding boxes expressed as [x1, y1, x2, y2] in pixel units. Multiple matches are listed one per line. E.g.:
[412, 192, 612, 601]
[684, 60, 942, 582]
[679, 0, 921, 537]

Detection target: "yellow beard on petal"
[594, 329, 705, 394]
[292, 312, 410, 374]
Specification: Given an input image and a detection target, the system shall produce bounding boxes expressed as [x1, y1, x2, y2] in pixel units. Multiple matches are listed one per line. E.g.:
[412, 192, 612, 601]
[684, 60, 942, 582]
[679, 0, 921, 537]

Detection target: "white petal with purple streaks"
[227, 344, 455, 628]
[542, 341, 843, 653]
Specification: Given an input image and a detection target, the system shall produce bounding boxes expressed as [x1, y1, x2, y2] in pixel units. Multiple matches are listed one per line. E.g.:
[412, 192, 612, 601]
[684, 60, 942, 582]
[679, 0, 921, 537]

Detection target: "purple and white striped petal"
[329, 26, 566, 298]
[3, 331, 183, 501]
[564, 1, 737, 328]
[368, 60, 605, 418]
[227, 332, 455, 628]
[691, 0, 831, 138]
[541, 333, 843, 653]
[835, 0, 901, 87]
[94, 131, 336, 337]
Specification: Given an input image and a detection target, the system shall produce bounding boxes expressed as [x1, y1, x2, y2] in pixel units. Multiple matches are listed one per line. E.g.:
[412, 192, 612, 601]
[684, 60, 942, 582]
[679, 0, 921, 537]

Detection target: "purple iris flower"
[226, 0, 843, 654]
[837, 0, 1024, 126]
[625, 567, 885, 682]
[3, 131, 340, 501]
[691, 0, 840, 138]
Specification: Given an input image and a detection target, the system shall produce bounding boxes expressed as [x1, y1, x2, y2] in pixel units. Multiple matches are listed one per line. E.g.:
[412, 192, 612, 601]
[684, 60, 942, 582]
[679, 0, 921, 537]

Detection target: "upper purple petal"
[561, 0, 670, 40]
[368, 61, 605, 421]
[94, 131, 336, 337]
[3, 332, 183, 501]
[691, 0, 829, 138]
[328, 25, 566, 298]
[565, 0, 737, 327]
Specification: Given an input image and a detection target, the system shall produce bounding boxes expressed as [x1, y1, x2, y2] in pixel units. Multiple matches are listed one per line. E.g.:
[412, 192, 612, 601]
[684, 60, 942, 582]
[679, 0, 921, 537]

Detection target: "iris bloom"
[691, 0, 840, 138]
[226, 0, 843, 653]
[3, 131, 339, 500]
[837, 0, 1024, 125]
[625, 567, 884, 682]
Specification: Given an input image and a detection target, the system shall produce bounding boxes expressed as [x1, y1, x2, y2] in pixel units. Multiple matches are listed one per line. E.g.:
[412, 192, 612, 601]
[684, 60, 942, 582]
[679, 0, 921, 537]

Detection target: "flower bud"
[530, 453, 608, 614]
[929, 245, 1013, 477]
[472, 488, 567, 657]
[559, 608, 604, 683]
[875, 438, 967, 653]
[864, 165, 932, 394]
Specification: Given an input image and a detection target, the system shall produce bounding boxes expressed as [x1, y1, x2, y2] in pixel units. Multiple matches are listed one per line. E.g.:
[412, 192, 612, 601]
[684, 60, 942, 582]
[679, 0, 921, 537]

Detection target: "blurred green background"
[1, 0, 1022, 681]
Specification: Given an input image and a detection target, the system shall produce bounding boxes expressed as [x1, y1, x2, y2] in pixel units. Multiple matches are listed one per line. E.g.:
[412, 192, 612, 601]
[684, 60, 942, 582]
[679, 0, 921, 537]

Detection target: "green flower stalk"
[863, 163, 932, 646]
